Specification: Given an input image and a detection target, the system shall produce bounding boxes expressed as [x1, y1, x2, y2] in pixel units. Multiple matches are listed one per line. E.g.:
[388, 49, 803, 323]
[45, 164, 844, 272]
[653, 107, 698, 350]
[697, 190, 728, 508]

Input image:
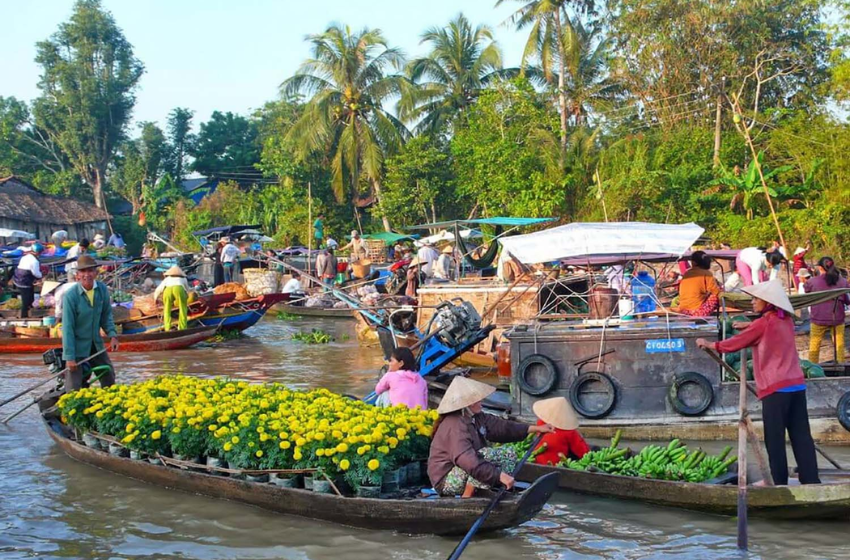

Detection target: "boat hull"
[0, 326, 218, 353]
[44, 418, 557, 534]
[518, 462, 850, 519]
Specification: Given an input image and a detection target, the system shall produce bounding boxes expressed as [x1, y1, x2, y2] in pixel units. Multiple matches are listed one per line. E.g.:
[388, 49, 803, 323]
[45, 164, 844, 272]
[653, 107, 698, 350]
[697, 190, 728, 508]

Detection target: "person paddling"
[697, 280, 820, 485]
[427, 377, 554, 497]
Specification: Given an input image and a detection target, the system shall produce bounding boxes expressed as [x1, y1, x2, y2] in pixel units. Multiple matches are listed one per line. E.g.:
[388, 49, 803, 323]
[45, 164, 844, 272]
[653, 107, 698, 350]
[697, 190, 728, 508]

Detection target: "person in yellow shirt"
[154, 266, 191, 331]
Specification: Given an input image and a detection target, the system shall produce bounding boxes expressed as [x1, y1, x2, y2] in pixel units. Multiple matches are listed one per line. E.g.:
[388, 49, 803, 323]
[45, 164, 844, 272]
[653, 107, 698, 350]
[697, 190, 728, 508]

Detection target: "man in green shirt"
[61, 255, 119, 392]
[313, 214, 325, 243]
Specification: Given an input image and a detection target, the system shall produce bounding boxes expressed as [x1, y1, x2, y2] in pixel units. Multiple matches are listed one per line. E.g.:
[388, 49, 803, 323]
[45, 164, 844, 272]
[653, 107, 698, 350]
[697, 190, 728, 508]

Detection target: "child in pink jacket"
[375, 347, 428, 409]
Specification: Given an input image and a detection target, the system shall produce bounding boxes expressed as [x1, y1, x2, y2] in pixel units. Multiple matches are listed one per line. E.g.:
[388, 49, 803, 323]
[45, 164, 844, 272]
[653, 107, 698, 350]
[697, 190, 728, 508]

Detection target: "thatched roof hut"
[0, 176, 109, 241]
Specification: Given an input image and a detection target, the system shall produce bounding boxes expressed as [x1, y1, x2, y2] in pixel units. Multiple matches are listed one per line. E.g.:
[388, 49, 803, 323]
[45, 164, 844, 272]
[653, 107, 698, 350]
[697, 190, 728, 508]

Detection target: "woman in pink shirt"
[374, 347, 429, 409]
[697, 280, 819, 485]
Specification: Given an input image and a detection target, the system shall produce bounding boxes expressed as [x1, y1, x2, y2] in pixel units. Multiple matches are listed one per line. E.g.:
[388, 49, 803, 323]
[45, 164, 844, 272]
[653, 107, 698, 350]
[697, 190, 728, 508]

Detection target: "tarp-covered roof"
[362, 231, 419, 245]
[406, 217, 554, 230]
[499, 222, 705, 264]
[0, 176, 108, 225]
[560, 249, 739, 266]
[192, 224, 262, 237]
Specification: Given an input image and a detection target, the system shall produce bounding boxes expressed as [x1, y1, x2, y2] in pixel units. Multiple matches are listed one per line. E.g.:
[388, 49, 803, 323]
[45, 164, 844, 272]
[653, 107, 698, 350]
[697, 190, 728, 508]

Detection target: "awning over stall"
[498, 222, 705, 264]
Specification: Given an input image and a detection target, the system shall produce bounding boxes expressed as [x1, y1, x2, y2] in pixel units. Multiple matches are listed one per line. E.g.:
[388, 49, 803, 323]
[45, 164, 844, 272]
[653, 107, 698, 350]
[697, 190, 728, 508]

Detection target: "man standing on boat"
[61, 255, 119, 391]
[13, 243, 44, 318]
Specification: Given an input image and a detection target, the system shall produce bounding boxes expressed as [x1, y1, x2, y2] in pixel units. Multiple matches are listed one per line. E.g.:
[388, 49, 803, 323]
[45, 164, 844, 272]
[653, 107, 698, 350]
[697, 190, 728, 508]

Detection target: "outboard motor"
[431, 300, 482, 347]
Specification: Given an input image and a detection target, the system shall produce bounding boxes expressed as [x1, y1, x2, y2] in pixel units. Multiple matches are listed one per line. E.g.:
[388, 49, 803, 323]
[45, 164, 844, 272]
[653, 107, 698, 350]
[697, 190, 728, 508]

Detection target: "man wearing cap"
[154, 266, 190, 331]
[530, 397, 590, 465]
[428, 376, 554, 497]
[13, 243, 44, 318]
[220, 237, 241, 283]
[697, 280, 820, 486]
[66, 238, 90, 281]
[61, 255, 119, 391]
[341, 230, 367, 263]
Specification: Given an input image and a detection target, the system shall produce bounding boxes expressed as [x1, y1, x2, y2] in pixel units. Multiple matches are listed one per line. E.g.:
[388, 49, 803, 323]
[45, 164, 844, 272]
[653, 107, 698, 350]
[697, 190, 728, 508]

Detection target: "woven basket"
[243, 269, 281, 297]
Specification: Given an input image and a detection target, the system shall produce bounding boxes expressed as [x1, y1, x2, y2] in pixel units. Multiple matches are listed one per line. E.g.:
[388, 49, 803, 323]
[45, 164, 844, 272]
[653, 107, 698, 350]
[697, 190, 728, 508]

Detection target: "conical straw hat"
[442, 245, 454, 254]
[164, 265, 186, 277]
[742, 279, 794, 314]
[437, 376, 496, 414]
[532, 397, 579, 430]
[41, 281, 62, 297]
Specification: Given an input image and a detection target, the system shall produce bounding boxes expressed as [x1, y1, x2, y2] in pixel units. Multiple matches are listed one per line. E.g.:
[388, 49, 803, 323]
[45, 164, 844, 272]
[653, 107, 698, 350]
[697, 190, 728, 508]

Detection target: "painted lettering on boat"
[645, 338, 686, 353]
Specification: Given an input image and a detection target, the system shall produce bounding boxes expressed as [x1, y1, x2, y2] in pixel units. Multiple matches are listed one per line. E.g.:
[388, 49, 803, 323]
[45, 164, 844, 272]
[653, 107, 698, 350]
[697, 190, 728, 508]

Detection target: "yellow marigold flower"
[224, 442, 233, 452]
[231, 436, 240, 444]
[367, 459, 380, 471]
[255, 450, 263, 458]
[316, 449, 325, 457]
[279, 441, 291, 450]
[336, 443, 348, 453]
[151, 430, 162, 440]
[126, 423, 135, 432]
[260, 433, 269, 442]
[339, 459, 350, 471]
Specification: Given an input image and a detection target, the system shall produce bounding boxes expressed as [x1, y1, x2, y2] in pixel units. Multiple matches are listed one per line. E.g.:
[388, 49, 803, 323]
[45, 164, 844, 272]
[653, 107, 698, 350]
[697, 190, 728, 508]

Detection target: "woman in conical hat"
[428, 376, 554, 497]
[154, 265, 191, 331]
[697, 280, 820, 486]
[530, 397, 590, 466]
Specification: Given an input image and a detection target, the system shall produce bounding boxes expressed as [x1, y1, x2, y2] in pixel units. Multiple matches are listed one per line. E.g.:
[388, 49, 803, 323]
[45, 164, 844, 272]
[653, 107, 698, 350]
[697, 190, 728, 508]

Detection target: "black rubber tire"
[836, 391, 850, 432]
[569, 372, 617, 419]
[516, 354, 559, 396]
[668, 372, 714, 416]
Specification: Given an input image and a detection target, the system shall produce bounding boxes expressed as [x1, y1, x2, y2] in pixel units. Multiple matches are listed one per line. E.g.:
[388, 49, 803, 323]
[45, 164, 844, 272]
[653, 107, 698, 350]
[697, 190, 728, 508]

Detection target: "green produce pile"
[560, 432, 737, 483]
[111, 290, 134, 303]
[722, 316, 825, 379]
[496, 434, 547, 460]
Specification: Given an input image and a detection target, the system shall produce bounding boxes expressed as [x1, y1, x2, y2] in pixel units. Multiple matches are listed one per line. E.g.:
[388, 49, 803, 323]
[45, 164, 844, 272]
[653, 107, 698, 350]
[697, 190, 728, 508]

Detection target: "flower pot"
[108, 443, 129, 457]
[355, 485, 381, 498]
[312, 477, 333, 494]
[381, 469, 401, 493]
[405, 461, 421, 486]
[206, 456, 228, 476]
[147, 456, 163, 466]
[173, 454, 202, 470]
[82, 433, 102, 450]
[270, 473, 301, 488]
[129, 450, 144, 461]
[227, 461, 246, 479]
[303, 476, 314, 491]
[397, 464, 409, 487]
[246, 473, 270, 483]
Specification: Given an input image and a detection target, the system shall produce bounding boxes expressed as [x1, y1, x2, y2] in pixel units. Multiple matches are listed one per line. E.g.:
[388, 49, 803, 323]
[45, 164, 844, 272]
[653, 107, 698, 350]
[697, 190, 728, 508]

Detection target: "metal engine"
[432, 300, 482, 347]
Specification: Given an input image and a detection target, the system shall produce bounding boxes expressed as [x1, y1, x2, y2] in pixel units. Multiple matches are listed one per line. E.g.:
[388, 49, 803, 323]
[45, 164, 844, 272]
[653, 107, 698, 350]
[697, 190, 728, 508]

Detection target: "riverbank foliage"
[2, 1, 849, 259]
[58, 375, 434, 487]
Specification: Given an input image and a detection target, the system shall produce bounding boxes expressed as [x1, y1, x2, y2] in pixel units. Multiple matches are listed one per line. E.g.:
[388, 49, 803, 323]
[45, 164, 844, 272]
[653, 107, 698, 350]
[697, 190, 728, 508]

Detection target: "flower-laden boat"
[44, 375, 556, 534]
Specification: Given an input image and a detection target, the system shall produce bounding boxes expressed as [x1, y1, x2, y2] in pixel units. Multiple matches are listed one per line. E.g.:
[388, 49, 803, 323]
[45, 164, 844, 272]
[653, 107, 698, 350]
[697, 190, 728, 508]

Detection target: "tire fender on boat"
[516, 354, 559, 396]
[668, 372, 714, 416]
[836, 391, 850, 432]
[569, 371, 617, 419]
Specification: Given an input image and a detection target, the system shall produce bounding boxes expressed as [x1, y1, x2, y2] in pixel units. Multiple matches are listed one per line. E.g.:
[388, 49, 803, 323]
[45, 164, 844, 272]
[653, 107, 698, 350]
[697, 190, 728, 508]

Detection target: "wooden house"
[0, 176, 109, 241]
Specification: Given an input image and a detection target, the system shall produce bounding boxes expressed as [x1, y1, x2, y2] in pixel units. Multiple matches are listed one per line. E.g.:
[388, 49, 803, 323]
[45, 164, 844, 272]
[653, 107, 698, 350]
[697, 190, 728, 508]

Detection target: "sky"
[1, 0, 532, 132]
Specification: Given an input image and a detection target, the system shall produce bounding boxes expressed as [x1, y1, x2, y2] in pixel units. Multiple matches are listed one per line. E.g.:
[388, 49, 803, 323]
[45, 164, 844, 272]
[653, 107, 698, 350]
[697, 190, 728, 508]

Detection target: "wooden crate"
[365, 239, 387, 263]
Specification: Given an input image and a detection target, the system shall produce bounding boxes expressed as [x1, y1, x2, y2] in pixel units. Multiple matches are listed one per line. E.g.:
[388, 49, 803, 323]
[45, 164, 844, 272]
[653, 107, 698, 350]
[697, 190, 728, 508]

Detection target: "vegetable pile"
[58, 375, 435, 487]
[291, 329, 334, 344]
[559, 432, 737, 483]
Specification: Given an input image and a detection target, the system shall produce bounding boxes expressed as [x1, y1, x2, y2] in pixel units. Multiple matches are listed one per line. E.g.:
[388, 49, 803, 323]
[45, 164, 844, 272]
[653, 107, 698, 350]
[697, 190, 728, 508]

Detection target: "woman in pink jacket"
[375, 347, 428, 409]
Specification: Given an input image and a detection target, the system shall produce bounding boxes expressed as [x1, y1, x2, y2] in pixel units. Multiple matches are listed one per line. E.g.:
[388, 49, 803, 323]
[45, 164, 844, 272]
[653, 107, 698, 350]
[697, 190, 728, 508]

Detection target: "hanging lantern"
[138, 211, 146, 227]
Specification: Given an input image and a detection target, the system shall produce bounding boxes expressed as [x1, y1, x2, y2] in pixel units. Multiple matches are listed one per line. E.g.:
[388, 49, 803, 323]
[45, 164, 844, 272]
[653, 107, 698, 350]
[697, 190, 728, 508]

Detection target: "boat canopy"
[499, 222, 705, 264]
[192, 224, 262, 237]
[361, 231, 419, 245]
[559, 249, 738, 267]
[406, 217, 554, 230]
[415, 228, 481, 246]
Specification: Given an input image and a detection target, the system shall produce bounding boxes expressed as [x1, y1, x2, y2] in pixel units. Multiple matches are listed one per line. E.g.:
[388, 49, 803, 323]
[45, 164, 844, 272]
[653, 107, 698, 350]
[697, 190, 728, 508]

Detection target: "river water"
[2, 316, 850, 560]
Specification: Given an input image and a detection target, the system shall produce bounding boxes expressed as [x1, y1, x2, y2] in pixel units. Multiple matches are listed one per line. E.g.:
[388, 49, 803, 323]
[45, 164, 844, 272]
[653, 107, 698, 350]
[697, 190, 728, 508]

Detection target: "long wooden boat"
[43, 415, 557, 534]
[272, 302, 356, 319]
[518, 462, 850, 519]
[0, 325, 219, 353]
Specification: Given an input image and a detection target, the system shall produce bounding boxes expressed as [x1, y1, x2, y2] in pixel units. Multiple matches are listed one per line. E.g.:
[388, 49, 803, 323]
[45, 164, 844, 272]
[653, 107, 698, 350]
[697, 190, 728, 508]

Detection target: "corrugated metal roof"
[0, 177, 108, 225]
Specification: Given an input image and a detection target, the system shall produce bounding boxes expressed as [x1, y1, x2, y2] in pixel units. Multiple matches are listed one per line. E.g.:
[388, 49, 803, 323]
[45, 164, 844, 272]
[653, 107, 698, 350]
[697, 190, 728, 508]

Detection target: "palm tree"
[560, 17, 619, 126]
[401, 14, 505, 136]
[497, 0, 595, 148]
[281, 25, 410, 231]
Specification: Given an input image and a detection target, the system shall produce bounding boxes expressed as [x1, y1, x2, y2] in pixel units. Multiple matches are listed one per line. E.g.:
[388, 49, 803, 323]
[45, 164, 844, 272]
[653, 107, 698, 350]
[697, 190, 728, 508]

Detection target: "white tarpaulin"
[0, 228, 35, 239]
[498, 222, 705, 264]
[414, 228, 481, 247]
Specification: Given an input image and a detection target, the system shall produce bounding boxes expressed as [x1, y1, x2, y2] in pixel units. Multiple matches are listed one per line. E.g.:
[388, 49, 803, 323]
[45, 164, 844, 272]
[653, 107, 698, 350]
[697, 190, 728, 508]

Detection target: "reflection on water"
[2, 317, 850, 559]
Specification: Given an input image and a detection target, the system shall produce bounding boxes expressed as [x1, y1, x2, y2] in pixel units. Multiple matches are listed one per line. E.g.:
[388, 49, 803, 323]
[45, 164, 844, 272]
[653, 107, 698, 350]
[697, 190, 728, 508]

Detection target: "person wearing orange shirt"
[531, 397, 590, 466]
[677, 251, 722, 316]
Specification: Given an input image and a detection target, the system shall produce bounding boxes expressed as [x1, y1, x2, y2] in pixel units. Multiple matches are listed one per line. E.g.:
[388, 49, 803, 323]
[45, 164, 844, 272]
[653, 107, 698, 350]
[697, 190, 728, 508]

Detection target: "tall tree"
[32, 0, 144, 208]
[401, 14, 505, 136]
[497, 0, 595, 149]
[559, 17, 619, 125]
[281, 25, 410, 232]
[112, 122, 166, 215]
[190, 111, 260, 179]
[165, 107, 194, 182]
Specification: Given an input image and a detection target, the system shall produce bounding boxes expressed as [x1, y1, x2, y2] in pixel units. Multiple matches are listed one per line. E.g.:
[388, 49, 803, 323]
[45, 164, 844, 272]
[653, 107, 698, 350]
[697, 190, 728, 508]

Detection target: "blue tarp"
[405, 217, 554, 230]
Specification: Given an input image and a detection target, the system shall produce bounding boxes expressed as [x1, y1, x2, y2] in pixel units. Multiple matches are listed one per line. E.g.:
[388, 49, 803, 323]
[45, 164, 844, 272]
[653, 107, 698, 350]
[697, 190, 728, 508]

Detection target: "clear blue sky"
[1, 0, 531, 131]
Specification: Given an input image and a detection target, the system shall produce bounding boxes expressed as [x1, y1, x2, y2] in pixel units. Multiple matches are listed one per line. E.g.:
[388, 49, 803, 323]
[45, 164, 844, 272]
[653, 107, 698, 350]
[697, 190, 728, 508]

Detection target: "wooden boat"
[42, 415, 558, 534]
[518, 462, 850, 519]
[272, 302, 356, 319]
[0, 325, 219, 353]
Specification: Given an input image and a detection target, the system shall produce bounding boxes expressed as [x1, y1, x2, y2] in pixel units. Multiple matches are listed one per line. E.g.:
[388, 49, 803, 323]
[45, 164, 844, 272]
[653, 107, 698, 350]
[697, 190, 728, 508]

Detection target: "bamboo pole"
[307, 182, 312, 288]
[737, 347, 749, 551]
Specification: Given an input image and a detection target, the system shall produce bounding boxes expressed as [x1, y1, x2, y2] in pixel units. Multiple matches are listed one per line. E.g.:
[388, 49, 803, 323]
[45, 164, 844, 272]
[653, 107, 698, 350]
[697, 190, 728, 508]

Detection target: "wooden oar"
[0, 348, 108, 410]
[703, 347, 844, 470]
[446, 434, 543, 560]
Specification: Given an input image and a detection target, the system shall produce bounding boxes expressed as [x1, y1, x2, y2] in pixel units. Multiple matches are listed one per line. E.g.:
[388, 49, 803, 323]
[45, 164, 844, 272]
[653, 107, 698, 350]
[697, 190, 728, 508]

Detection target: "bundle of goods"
[558, 432, 737, 483]
[213, 282, 250, 300]
[356, 285, 380, 306]
[243, 269, 280, 297]
[58, 375, 435, 492]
